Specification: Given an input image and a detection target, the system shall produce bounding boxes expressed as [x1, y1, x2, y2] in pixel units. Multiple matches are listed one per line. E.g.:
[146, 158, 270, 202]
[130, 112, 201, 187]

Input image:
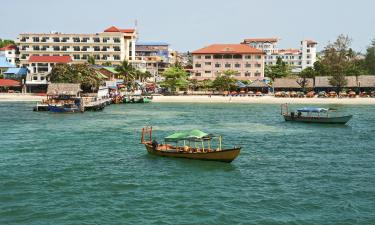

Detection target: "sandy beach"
[1, 94, 375, 105]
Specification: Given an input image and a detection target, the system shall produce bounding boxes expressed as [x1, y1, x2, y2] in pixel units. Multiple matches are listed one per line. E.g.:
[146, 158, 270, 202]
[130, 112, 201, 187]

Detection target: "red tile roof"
[192, 44, 264, 54]
[243, 38, 278, 43]
[278, 48, 300, 54]
[28, 55, 72, 63]
[306, 40, 318, 45]
[104, 26, 135, 33]
[0, 45, 17, 51]
[0, 79, 21, 87]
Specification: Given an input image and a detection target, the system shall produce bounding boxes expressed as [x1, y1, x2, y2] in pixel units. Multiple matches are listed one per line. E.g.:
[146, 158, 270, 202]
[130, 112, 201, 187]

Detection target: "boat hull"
[144, 144, 241, 163]
[48, 105, 80, 113]
[283, 115, 353, 124]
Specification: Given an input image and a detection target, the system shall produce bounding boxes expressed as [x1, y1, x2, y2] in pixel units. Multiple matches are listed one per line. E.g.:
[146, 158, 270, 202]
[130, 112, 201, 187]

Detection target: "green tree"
[297, 67, 316, 92]
[313, 60, 329, 76]
[212, 70, 237, 92]
[102, 61, 112, 66]
[87, 56, 96, 65]
[265, 57, 291, 81]
[115, 60, 137, 87]
[365, 39, 375, 74]
[0, 39, 15, 48]
[48, 63, 103, 92]
[160, 66, 189, 93]
[188, 78, 199, 91]
[199, 79, 213, 92]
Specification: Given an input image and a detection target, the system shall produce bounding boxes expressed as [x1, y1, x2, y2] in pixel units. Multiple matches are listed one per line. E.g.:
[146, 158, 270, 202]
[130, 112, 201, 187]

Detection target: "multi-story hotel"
[242, 38, 317, 73]
[191, 44, 265, 80]
[16, 26, 137, 67]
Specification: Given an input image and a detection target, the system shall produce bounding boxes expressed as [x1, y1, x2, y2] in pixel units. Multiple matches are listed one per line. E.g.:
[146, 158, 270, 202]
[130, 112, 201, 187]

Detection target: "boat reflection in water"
[141, 127, 241, 163]
[281, 104, 353, 124]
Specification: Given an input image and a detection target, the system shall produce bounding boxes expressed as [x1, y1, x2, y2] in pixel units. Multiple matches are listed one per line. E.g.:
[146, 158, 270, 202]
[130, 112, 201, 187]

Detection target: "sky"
[1, 0, 375, 53]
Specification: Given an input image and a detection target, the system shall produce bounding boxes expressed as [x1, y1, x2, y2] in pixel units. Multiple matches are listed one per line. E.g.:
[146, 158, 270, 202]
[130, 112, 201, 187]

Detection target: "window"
[195, 64, 201, 68]
[245, 63, 251, 68]
[195, 55, 201, 59]
[53, 37, 60, 42]
[307, 55, 310, 59]
[255, 63, 262, 68]
[41, 37, 49, 42]
[205, 62, 211, 66]
[235, 63, 241, 68]
[94, 55, 100, 60]
[255, 55, 262, 59]
[73, 37, 80, 42]
[61, 46, 69, 51]
[82, 37, 89, 43]
[255, 72, 261, 77]
[215, 63, 221, 68]
[53, 46, 60, 51]
[102, 55, 109, 60]
[40, 77, 45, 81]
[73, 54, 80, 60]
[245, 72, 251, 77]
[21, 46, 29, 50]
[82, 54, 89, 60]
[244, 55, 251, 59]
[61, 37, 69, 42]
[233, 54, 242, 59]
[33, 46, 40, 50]
[93, 37, 100, 43]
[225, 63, 231, 68]
[103, 37, 110, 43]
[205, 71, 211, 74]
[114, 55, 120, 60]
[33, 37, 40, 42]
[33, 76, 38, 80]
[213, 54, 222, 59]
[307, 61, 310, 64]
[73, 46, 80, 51]
[94, 46, 100, 51]
[195, 73, 201, 76]
[223, 54, 232, 59]
[114, 46, 120, 51]
[81, 46, 89, 51]
[114, 37, 121, 43]
[101, 46, 109, 51]
[205, 55, 211, 59]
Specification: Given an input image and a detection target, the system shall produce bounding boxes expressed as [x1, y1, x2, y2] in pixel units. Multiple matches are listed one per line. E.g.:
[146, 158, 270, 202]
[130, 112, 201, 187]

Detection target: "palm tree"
[115, 60, 137, 87]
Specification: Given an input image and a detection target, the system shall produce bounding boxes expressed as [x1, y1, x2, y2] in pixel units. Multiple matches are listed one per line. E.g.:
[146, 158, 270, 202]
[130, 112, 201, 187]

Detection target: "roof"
[136, 42, 169, 46]
[4, 68, 28, 76]
[0, 45, 17, 51]
[358, 75, 375, 87]
[192, 44, 264, 54]
[104, 26, 135, 33]
[164, 130, 210, 142]
[28, 55, 72, 63]
[315, 76, 357, 87]
[0, 79, 21, 87]
[305, 40, 318, 45]
[273, 78, 313, 88]
[0, 56, 15, 68]
[102, 67, 119, 74]
[243, 38, 278, 43]
[47, 83, 82, 96]
[95, 71, 108, 79]
[248, 80, 268, 88]
[297, 107, 328, 113]
[278, 49, 301, 54]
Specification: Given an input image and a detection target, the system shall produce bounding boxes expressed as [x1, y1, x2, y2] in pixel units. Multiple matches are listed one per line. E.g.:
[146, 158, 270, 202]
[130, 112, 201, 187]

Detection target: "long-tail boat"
[140, 127, 241, 163]
[281, 104, 353, 124]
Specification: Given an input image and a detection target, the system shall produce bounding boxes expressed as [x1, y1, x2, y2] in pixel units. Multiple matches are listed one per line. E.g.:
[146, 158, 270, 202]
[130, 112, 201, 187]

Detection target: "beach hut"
[358, 75, 375, 92]
[314, 76, 358, 92]
[247, 80, 269, 93]
[273, 78, 313, 92]
[47, 83, 82, 97]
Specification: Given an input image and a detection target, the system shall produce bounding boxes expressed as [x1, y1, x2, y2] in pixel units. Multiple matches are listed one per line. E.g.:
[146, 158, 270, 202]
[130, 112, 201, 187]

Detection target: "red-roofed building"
[17, 25, 137, 67]
[0, 44, 18, 65]
[191, 44, 265, 81]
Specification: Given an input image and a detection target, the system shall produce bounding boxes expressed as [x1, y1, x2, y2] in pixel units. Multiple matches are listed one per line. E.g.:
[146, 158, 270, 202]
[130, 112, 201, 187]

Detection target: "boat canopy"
[297, 107, 328, 113]
[164, 129, 212, 142]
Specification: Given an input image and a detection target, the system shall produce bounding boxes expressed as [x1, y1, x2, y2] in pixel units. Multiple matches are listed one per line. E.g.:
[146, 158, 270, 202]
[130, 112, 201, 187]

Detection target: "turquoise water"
[0, 102, 375, 224]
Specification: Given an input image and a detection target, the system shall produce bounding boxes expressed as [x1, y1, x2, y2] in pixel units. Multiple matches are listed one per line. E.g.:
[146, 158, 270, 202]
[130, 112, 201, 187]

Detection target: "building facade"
[191, 44, 265, 80]
[0, 44, 18, 65]
[242, 38, 317, 73]
[16, 26, 137, 67]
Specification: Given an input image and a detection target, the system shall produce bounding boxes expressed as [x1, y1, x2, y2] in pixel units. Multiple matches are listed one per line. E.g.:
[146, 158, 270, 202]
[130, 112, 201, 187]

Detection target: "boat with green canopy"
[140, 127, 241, 163]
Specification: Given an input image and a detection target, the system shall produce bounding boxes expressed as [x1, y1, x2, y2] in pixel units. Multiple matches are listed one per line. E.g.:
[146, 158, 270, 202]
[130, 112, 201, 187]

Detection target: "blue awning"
[297, 107, 328, 113]
[4, 68, 28, 76]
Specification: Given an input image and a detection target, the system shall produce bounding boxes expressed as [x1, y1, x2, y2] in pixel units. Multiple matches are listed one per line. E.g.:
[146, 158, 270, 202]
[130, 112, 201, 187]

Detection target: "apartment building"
[17, 26, 137, 67]
[242, 38, 317, 73]
[191, 44, 265, 81]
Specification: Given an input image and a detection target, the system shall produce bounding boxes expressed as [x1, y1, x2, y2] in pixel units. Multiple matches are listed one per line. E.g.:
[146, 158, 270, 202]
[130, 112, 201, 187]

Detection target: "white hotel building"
[242, 38, 317, 73]
[16, 26, 137, 67]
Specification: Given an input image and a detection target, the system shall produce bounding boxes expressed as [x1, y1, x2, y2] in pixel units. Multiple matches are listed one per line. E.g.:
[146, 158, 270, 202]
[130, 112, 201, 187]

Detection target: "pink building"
[191, 44, 265, 81]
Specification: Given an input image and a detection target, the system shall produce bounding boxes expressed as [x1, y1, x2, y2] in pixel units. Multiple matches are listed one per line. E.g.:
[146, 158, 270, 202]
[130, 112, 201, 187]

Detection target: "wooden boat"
[141, 127, 241, 163]
[48, 103, 80, 113]
[281, 104, 352, 124]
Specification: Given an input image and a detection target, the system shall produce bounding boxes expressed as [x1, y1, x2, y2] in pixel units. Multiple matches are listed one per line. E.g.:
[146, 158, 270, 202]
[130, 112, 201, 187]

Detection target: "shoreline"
[1, 94, 375, 105]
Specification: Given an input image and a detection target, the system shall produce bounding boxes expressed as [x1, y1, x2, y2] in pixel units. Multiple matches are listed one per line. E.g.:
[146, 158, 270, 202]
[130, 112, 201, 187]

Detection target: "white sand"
[152, 95, 375, 105]
[0, 94, 46, 102]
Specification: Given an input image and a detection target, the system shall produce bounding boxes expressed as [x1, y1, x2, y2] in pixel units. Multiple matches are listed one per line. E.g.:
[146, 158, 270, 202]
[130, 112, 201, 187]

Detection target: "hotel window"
[114, 37, 121, 43]
[93, 37, 100, 43]
[101, 46, 109, 51]
[213, 54, 223, 59]
[215, 63, 221, 68]
[307, 61, 310, 64]
[53, 37, 60, 42]
[102, 55, 109, 60]
[73, 54, 80, 60]
[41, 37, 49, 42]
[234, 63, 241, 68]
[53, 46, 60, 51]
[255, 63, 261, 68]
[61, 46, 69, 51]
[299, 56, 302, 59]
[255, 72, 261, 77]
[73, 37, 80, 42]
[195, 55, 201, 59]
[205, 71, 211, 74]
[245, 63, 251, 68]
[22, 45, 29, 50]
[244, 55, 251, 59]
[94, 55, 100, 60]
[73, 46, 80, 51]
[33, 76, 38, 80]
[114, 46, 120, 51]
[94, 46, 100, 51]
[307, 55, 310, 59]
[82, 37, 89, 43]
[33, 37, 40, 42]
[21, 37, 28, 42]
[195, 73, 201, 77]
[245, 72, 251, 77]
[205, 62, 211, 66]
[233, 54, 242, 59]
[41, 46, 48, 51]
[81, 46, 89, 51]
[103, 37, 110, 43]
[82, 54, 89, 60]
[205, 55, 211, 59]
[195, 63, 201, 68]
[255, 55, 262, 59]
[225, 63, 231, 68]
[307, 49, 310, 53]
[223, 54, 232, 59]
[33, 46, 40, 50]
[61, 37, 69, 42]
[114, 55, 120, 60]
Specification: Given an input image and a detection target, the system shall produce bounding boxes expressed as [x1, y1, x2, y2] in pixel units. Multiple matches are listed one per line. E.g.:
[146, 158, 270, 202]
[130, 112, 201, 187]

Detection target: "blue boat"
[48, 104, 81, 113]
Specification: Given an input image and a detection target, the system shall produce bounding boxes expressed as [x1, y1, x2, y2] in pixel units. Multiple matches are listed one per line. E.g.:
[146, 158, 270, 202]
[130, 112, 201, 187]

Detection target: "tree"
[313, 60, 329, 76]
[48, 63, 103, 92]
[199, 79, 213, 92]
[212, 70, 237, 92]
[188, 78, 199, 91]
[365, 39, 375, 74]
[160, 66, 189, 93]
[102, 61, 112, 67]
[297, 67, 316, 92]
[0, 39, 15, 48]
[265, 57, 291, 81]
[115, 60, 137, 88]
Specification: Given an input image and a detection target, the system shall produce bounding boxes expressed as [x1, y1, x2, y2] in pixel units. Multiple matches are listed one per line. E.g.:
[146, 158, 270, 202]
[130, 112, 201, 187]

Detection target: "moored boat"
[140, 127, 241, 163]
[281, 104, 353, 124]
[48, 103, 81, 113]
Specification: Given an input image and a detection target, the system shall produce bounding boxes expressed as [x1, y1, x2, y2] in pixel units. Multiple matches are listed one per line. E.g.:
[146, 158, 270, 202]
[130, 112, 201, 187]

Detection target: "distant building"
[0, 44, 18, 65]
[16, 26, 137, 67]
[0, 56, 15, 74]
[191, 44, 265, 81]
[242, 38, 317, 73]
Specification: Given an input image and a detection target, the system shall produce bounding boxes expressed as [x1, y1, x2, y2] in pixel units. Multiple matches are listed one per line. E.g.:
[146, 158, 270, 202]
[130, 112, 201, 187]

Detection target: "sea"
[0, 102, 374, 224]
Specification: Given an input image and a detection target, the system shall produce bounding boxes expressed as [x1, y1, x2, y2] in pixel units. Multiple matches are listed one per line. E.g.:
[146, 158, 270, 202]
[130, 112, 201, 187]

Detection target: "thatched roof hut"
[47, 83, 82, 96]
[358, 75, 375, 88]
[273, 78, 313, 89]
[248, 80, 268, 88]
[315, 76, 357, 88]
